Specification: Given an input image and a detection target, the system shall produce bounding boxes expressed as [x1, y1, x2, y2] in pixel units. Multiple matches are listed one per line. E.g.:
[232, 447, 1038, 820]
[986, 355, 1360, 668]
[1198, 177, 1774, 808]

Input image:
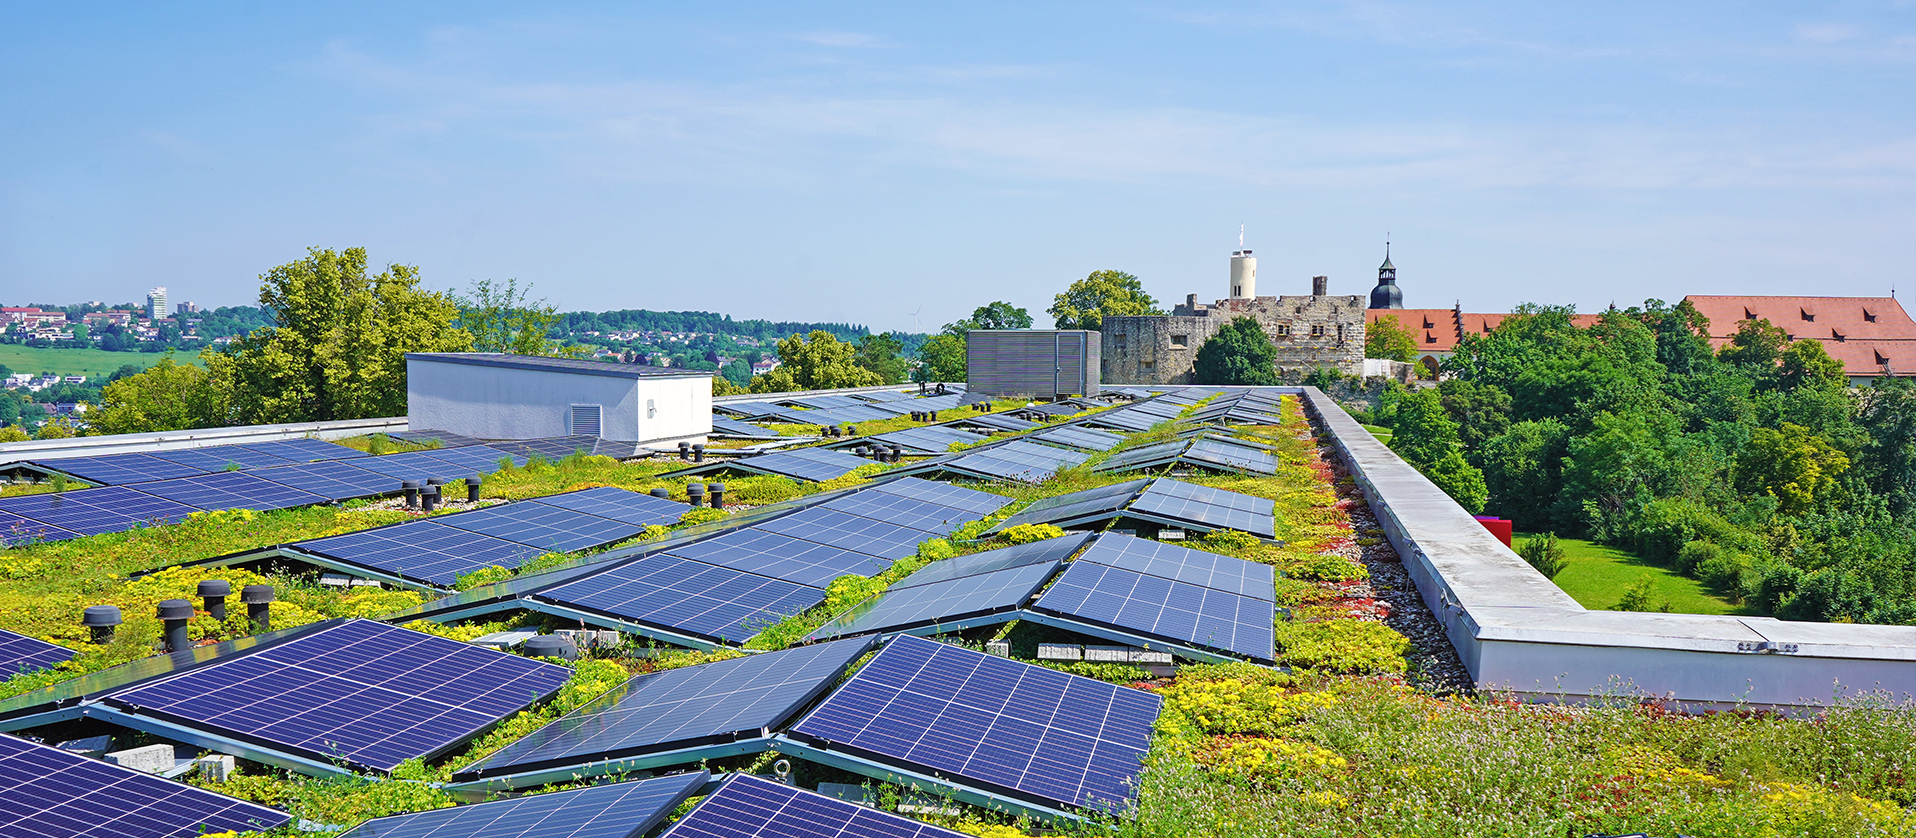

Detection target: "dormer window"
[1865, 310, 1878, 323]
[1424, 333, 1437, 344]
[1800, 309, 1814, 322]
[1876, 350, 1891, 366]
[1744, 307, 1756, 320]
[1421, 317, 1435, 329]
[1831, 329, 1846, 342]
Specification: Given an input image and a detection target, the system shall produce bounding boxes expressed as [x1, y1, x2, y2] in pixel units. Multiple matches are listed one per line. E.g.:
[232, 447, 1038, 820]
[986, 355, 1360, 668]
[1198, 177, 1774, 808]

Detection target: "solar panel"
[1081, 409, 1159, 432]
[36, 453, 205, 486]
[853, 389, 914, 403]
[666, 529, 891, 588]
[0, 732, 292, 838]
[421, 444, 526, 475]
[0, 510, 79, 547]
[864, 425, 983, 454]
[1182, 438, 1277, 474]
[0, 629, 76, 676]
[147, 445, 297, 472]
[494, 435, 606, 461]
[789, 635, 1162, 812]
[389, 430, 489, 448]
[781, 394, 863, 410]
[457, 639, 872, 781]
[527, 486, 685, 527]
[103, 620, 572, 773]
[1032, 560, 1276, 662]
[537, 554, 823, 644]
[960, 413, 1041, 432]
[865, 477, 1013, 516]
[658, 774, 972, 838]
[1129, 480, 1276, 536]
[338, 772, 707, 838]
[756, 507, 932, 561]
[1127, 400, 1186, 418]
[1075, 532, 1276, 600]
[130, 471, 331, 513]
[0, 487, 199, 536]
[249, 460, 398, 500]
[814, 492, 988, 535]
[347, 450, 480, 483]
[1030, 426, 1126, 452]
[238, 437, 370, 462]
[806, 537, 1088, 642]
[436, 502, 647, 554]
[988, 479, 1149, 532]
[298, 522, 546, 586]
[1094, 440, 1186, 473]
[728, 448, 870, 482]
[711, 417, 779, 437]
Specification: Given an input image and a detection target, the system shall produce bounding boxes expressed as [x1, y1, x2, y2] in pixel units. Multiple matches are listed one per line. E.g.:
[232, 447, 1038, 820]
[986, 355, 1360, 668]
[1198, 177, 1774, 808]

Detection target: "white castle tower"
[1229, 226, 1256, 299]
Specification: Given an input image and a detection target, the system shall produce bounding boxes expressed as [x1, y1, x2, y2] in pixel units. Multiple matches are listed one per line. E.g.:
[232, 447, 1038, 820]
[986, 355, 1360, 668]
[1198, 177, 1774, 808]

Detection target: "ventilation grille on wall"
[570, 404, 603, 438]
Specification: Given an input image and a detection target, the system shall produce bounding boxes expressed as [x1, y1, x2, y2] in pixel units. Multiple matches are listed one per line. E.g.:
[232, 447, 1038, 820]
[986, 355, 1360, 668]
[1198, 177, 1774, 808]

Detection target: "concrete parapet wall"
[1299, 386, 1916, 710]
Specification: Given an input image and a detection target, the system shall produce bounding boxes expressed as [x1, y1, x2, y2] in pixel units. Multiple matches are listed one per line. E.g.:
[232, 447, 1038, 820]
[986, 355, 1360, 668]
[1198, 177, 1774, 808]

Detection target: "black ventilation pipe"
[82, 605, 120, 644]
[889, 444, 903, 462]
[197, 579, 230, 621]
[421, 486, 439, 512]
[686, 483, 706, 507]
[692, 444, 705, 463]
[241, 585, 274, 631]
[649, 488, 671, 499]
[465, 476, 482, 502]
[678, 441, 692, 460]
[157, 599, 194, 653]
[709, 483, 726, 508]
[525, 635, 578, 661]
[402, 481, 420, 509]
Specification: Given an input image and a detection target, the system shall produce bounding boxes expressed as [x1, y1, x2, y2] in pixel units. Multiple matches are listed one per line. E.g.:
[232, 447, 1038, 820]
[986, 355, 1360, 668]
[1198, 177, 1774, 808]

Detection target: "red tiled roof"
[1367, 309, 1603, 352]
[1683, 295, 1916, 377]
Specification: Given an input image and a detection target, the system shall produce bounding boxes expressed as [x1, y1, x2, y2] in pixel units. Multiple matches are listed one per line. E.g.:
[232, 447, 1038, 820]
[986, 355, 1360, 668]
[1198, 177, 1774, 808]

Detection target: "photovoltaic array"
[789, 635, 1162, 812]
[710, 417, 780, 438]
[806, 535, 1091, 642]
[1072, 533, 1277, 601]
[0, 487, 198, 537]
[0, 732, 292, 838]
[987, 479, 1150, 533]
[1093, 435, 1276, 476]
[101, 620, 572, 773]
[848, 425, 984, 455]
[664, 446, 872, 482]
[1126, 479, 1277, 537]
[0, 629, 77, 677]
[887, 439, 1089, 484]
[1028, 425, 1126, 452]
[658, 774, 973, 838]
[337, 772, 708, 838]
[1030, 534, 1276, 662]
[0, 510, 77, 547]
[26, 437, 368, 487]
[535, 553, 824, 644]
[130, 471, 329, 513]
[457, 639, 873, 783]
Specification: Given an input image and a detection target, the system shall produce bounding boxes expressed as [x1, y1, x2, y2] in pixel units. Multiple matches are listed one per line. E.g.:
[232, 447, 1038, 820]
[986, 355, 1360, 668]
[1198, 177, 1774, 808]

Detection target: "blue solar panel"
[338, 772, 707, 838]
[790, 635, 1162, 812]
[711, 417, 778, 437]
[527, 487, 684, 528]
[1030, 426, 1126, 452]
[130, 471, 331, 512]
[492, 435, 603, 461]
[1128, 479, 1276, 536]
[348, 450, 477, 483]
[756, 507, 931, 561]
[815, 492, 989, 535]
[1182, 438, 1278, 474]
[1031, 560, 1276, 662]
[104, 620, 571, 773]
[1075, 532, 1276, 600]
[0, 510, 79, 547]
[390, 430, 489, 448]
[805, 538, 1088, 642]
[148, 445, 299, 472]
[458, 639, 872, 781]
[961, 413, 1041, 432]
[1093, 440, 1186, 473]
[422, 444, 526, 475]
[1082, 410, 1159, 432]
[665, 529, 890, 588]
[0, 732, 292, 838]
[866, 477, 1013, 516]
[0, 487, 199, 536]
[436, 502, 645, 553]
[988, 479, 1150, 532]
[249, 460, 398, 500]
[864, 426, 984, 454]
[728, 448, 870, 482]
[0, 629, 76, 677]
[299, 522, 546, 586]
[238, 437, 370, 462]
[537, 554, 823, 644]
[943, 440, 1089, 483]
[658, 774, 973, 838]
[853, 389, 914, 403]
[37, 453, 205, 486]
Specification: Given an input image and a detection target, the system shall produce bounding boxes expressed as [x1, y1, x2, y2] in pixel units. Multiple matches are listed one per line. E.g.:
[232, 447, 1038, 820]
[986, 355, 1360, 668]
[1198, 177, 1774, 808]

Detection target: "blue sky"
[3, 2, 1912, 333]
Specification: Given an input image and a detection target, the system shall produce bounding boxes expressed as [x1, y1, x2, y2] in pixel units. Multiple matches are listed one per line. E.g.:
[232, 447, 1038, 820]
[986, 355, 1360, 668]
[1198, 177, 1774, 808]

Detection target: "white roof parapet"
[1301, 385, 1916, 710]
[0, 416, 409, 464]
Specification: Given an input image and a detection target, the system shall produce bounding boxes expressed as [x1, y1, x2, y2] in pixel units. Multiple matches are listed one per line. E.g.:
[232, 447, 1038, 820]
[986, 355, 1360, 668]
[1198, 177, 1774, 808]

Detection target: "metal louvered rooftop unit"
[965, 330, 1101, 400]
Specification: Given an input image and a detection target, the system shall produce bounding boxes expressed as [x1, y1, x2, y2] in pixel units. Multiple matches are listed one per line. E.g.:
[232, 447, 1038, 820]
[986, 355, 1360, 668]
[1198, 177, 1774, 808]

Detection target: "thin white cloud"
[1795, 22, 1861, 43]
[790, 31, 896, 48]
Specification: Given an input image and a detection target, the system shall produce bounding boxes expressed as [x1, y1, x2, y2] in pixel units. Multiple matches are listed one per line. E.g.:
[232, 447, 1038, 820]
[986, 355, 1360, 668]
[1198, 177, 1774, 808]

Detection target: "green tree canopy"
[1048, 270, 1163, 331]
[748, 330, 883, 393]
[946, 302, 1033, 335]
[1365, 314, 1416, 362]
[854, 332, 909, 384]
[204, 247, 473, 424]
[914, 333, 968, 383]
[458, 278, 578, 357]
[93, 356, 227, 435]
[1192, 317, 1278, 385]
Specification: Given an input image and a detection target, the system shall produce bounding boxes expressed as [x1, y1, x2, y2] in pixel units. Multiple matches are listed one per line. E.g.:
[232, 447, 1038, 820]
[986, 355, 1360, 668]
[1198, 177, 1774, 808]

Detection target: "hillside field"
[0, 344, 204, 379]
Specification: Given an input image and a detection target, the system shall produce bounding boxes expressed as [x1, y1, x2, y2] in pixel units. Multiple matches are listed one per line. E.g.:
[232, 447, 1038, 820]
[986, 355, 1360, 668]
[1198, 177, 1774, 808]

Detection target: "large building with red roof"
[1682, 295, 1916, 384]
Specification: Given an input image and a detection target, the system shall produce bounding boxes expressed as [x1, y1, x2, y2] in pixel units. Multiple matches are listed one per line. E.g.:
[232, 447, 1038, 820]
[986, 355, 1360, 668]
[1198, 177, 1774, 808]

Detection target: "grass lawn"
[1521, 533, 1751, 616]
[0, 344, 204, 379]
[1361, 423, 1392, 443]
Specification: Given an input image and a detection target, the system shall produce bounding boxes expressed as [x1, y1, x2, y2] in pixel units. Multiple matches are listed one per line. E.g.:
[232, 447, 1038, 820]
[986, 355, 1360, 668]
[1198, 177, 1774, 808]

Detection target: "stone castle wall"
[1101, 292, 1366, 385]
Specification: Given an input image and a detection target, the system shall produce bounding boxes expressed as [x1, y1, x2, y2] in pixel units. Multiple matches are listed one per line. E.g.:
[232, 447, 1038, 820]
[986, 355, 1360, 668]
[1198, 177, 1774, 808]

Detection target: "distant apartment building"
[0, 307, 68, 328]
[82, 310, 137, 328]
[146, 287, 168, 321]
[176, 301, 200, 314]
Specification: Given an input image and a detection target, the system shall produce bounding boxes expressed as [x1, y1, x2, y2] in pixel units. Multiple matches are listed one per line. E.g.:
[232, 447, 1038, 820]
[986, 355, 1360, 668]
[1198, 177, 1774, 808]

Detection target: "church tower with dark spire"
[1368, 243, 1402, 310]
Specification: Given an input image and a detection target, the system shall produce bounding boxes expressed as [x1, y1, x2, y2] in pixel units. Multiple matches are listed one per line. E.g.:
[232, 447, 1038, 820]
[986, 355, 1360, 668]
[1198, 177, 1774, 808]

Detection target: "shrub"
[1696, 552, 1753, 600]
[1674, 539, 1722, 574]
[678, 507, 728, 525]
[1615, 575, 1671, 613]
[1271, 620, 1408, 674]
[1000, 523, 1066, 544]
[1518, 532, 1566, 579]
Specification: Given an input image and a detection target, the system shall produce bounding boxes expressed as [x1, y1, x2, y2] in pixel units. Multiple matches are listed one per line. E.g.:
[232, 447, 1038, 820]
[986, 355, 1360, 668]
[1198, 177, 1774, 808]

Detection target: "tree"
[203, 247, 473, 424]
[1737, 423, 1850, 515]
[1365, 314, 1416, 363]
[1437, 379, 1512, 454]
[1387, 390, 1461, 469]
[1519, 532, 1567, 579]
[747, 331, 882, 393]
[36, 415, 79, 439]
[1777, 339, 1846, 393]
[1718, 318, 1790, 386]
[93, 356, 226, 435]
[1478, 419, 1572, 531]
[1192, 317, 1278, 386]
[458, 278, 579, 357]
[854, 333, 909, 384]
[1427, 449, 1489, 514]
[947, 302, 1033, 334]
[914, 334, 967, 383]
[1048, 270, 1163, 331]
